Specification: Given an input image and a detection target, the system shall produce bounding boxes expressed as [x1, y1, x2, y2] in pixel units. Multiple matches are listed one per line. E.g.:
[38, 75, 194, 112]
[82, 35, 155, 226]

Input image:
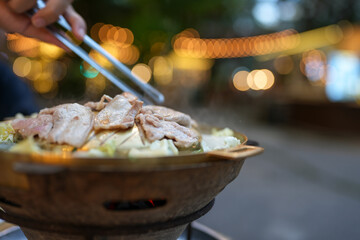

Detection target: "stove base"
[1, 200, 214, 240]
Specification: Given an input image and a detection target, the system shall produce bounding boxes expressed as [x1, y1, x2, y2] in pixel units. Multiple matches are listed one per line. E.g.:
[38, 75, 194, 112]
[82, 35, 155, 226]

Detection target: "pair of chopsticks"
[28, 0, 164, 105]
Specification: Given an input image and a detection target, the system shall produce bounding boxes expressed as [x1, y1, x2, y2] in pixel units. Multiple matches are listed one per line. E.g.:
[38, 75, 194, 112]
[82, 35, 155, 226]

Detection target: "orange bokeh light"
[172, 29, 299, 59]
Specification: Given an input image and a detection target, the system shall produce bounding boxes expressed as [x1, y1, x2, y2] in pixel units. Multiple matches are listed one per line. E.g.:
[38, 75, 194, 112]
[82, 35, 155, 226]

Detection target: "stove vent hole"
[0, 197, 22, 208]
[103, 199, 167, 211]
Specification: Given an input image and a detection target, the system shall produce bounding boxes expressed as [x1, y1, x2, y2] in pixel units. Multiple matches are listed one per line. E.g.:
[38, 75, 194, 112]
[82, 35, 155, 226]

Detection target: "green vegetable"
[0, 122, 15, 143]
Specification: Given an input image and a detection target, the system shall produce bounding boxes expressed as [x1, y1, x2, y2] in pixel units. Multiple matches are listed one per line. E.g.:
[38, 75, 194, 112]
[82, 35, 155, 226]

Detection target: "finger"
[7, 0, 37, 13]
[0, 1, 30, 33]
[22, 25, 68, 50]
[0, 2, 68, 50]
[31, 0, 73, 28]
[63, 6, 86, 41]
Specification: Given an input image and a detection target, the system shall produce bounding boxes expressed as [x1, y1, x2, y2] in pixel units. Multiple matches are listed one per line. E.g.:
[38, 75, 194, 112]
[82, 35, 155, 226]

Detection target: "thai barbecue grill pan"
[0, 1, 264, 239]
[0, 126, 263, 240]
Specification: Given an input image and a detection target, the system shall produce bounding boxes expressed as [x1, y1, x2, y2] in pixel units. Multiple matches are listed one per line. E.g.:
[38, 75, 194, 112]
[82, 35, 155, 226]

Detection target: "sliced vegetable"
[10, 137, 42, 154]
[128, 139, 179, 158]
[0, 122, 16, 143]
[211, 127, 235, 137]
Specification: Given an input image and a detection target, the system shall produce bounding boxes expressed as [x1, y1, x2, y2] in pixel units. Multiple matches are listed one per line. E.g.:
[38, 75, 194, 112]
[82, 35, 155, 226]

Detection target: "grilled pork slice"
[84, 94, 113, 111]
[12, 114, 53, 139]
[12, 104, 94, 147]
[94, 94, 143, 130]
[140, 106, 192, 127]
[85, 92, 140, 112]
[136, 111, 199, 149]
[121, 92, 139, 103]
[39, 103, 94, 147]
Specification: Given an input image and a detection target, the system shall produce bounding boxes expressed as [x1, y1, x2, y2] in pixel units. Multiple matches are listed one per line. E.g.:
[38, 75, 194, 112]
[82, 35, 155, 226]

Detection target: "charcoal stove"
[0, 200, 215, 240]
[0, 126, 263, 240]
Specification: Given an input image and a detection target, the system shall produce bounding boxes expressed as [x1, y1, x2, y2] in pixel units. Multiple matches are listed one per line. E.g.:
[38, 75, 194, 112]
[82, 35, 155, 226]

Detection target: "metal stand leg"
[186, 222, 192, 240]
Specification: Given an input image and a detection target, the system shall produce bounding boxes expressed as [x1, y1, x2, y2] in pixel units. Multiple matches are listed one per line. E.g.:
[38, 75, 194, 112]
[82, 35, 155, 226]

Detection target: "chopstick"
[30, 0, 165, 105]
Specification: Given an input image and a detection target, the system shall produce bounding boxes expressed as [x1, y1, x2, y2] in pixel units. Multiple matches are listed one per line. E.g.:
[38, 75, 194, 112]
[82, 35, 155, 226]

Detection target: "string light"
[173, 29, 299, 58]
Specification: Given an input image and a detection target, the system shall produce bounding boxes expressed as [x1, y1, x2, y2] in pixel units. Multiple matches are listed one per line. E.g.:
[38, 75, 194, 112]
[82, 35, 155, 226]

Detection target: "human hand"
[0, 0, 86, 47]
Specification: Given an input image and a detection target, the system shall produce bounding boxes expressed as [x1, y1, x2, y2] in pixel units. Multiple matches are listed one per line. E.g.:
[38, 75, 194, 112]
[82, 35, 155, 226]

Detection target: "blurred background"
[1, 0, 360, 239]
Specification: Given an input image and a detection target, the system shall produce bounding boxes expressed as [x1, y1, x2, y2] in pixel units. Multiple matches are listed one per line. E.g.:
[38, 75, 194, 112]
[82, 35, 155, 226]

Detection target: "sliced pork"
[40, 103, 94, 147]
[12, 104, 94, 147]
[136, 111, 199, 149]
[140, 106, 192, 127]
[94, 94, 143, 130]
[11, 92, 200, 150]
[121, 92, 139, 104]
[84, 94, 113, 111]
[11, 114, 53, 139]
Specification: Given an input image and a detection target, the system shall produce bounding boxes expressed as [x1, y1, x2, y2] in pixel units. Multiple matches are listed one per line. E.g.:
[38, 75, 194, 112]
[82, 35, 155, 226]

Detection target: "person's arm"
[0, 0, 86, 47]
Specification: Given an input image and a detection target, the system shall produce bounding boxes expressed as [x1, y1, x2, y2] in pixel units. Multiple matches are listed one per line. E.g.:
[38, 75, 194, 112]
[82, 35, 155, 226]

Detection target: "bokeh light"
[245, 69, 275, 91]
[325, 51, 360, 102]
[89, 43, 118, 68]
[27, 60, 42, 81]
[247, 70, 261, 90]
[80, 62, 99, 78]
[113, 27, 127, 45]
[131, 63, 152, 83]
[33, 79, 54, 94]
[90, 22, 104, 41]
[262, 69, 275, 90]
[233, 70, 250, 91]
[252, 1, 280, 28]
[13, 57, 31, 77]
[173, 29, 299, 59]
[152, 56, 173, 85]
[7, 34, 69, 98]
[7, 34, 39, 57]
[98, 24, 112, 43]
[39, 42, 64, 59]
[89, 24, 140, 66]
[301, 49, 327, 83]
[253, 70, 268, 89]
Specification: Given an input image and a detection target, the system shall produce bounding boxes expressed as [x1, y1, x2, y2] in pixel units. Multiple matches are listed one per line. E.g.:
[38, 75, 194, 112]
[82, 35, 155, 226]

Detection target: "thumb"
[0, 2, 66, 49]
[63, 5, 87, 41]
